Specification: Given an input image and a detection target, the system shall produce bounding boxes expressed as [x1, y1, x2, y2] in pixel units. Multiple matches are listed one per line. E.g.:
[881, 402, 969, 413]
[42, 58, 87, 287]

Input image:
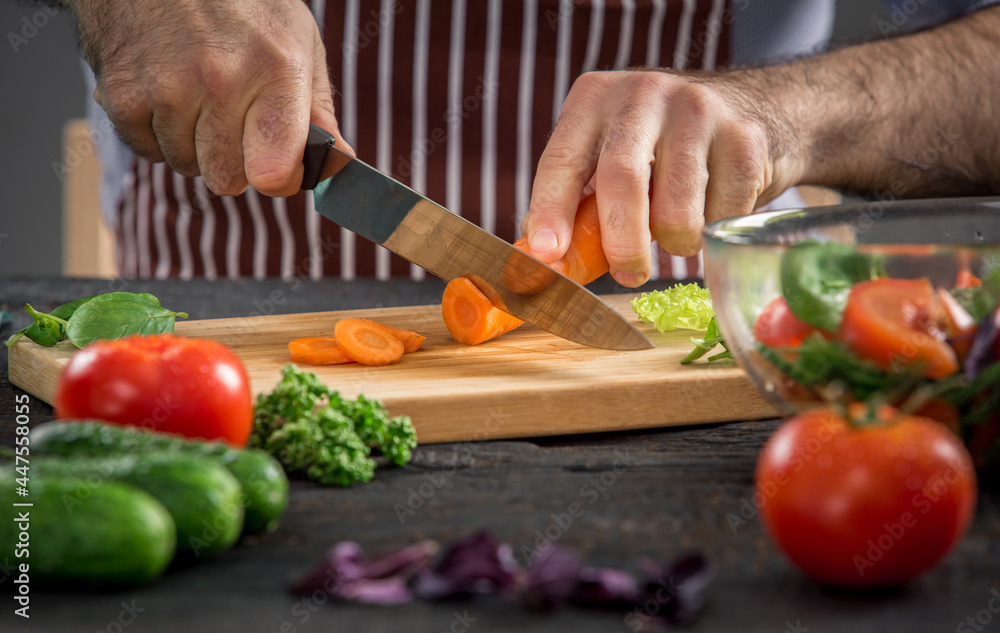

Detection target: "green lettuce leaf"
[631, 283, 715, 333]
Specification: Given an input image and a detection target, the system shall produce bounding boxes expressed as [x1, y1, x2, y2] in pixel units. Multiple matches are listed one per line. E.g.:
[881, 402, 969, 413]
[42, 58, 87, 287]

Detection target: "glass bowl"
[703, 197, 1000, 463]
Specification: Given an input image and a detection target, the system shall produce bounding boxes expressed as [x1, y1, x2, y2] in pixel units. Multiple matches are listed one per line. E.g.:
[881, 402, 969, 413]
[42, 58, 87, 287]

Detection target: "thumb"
[243, 79, 311, 197]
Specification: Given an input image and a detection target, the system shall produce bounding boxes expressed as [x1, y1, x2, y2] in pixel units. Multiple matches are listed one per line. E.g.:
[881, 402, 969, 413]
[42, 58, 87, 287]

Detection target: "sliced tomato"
[838, 278, 959, 379]
[955, 268, 982, 288]
[753, 297, 823, 347]
[937, 287, 978, 362]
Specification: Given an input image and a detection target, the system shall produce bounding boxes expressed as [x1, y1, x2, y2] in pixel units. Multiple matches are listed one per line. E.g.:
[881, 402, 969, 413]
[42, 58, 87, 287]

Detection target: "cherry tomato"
[756, 406, 976, 589]
[55, 334, 253, 445]
[753, 297, 824, 347]
[839, 278, 959, 379]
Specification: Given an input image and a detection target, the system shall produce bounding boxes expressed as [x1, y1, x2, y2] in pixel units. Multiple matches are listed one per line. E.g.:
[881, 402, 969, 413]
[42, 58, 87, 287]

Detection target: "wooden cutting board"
[7, 294, 777, 444]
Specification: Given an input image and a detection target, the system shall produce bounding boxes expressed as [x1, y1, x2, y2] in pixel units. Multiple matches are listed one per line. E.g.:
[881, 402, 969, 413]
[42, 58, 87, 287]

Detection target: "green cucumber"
[0, 475, 176, 587]
[30, 421, 288, 534]
[28, 453, 243, 558]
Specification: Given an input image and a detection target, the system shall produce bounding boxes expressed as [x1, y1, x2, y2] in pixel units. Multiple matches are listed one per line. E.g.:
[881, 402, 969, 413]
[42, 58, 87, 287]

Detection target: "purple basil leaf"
[336, 577, 414, 605]
[638, 552, 713, 626]
[292, 540, 436, 604]
[573, 566, 641, 609]
[965, 311, 999, 380]
[523, 544, 582, 611]
[414, 531, 519, 600]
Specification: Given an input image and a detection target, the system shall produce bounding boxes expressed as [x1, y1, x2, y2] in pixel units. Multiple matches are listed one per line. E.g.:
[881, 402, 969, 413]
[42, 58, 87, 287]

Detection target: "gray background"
[0, 0, 886, 278]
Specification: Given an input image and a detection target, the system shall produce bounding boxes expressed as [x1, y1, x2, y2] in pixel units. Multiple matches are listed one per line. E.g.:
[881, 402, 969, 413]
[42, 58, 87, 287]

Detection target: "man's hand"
[69, 0, 353, 197]
[526, 5, 1000, 288]
[524, 70, 802, 287]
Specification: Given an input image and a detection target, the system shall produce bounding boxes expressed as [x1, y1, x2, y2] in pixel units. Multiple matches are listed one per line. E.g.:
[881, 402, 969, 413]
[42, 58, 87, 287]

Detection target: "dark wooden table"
[2, 278, 999, 633]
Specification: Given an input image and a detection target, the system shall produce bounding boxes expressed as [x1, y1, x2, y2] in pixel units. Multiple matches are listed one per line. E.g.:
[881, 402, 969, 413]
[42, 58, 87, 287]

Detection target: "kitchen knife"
[301, 123, 653, 351]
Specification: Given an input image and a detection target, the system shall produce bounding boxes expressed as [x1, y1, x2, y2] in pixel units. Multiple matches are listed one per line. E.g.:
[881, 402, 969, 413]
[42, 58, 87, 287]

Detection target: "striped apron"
[114, 0, 732, 281]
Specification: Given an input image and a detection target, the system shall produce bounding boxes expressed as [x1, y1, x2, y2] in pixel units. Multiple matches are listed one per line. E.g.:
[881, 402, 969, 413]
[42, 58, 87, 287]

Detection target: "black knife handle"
[302, 123, 336, 191]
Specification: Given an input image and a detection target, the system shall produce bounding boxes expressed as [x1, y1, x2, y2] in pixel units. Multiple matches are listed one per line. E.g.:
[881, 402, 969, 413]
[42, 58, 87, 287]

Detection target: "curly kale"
[252, 364, 416, 486]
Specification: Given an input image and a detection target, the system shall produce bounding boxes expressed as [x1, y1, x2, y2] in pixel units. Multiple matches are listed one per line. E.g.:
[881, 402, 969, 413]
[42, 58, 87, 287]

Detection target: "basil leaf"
[65, 292, 188, 348]
[49, 295, 99, 321]
[780, 240, 885, 332]
[138, 292, 162, 307]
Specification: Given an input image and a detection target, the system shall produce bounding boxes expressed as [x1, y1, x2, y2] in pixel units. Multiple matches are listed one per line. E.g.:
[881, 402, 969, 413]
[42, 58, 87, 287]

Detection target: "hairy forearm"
[739, 5, 1000, 197]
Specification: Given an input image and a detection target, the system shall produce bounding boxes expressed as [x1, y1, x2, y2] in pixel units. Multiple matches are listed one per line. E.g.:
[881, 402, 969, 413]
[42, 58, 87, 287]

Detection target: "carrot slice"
[382, 324, 426, 353]
[449, 193, 608, 345]
[374, 322, 427, 353]
[334, 318, 405, 366]
[288, 337, 354, 365]
[442, 277, 525, 345]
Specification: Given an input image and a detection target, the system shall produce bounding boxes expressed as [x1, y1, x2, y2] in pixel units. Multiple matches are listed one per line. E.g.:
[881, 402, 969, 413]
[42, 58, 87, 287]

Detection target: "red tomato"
[912, 398, 961, 435]
[756, 406, 976, 589]
[753, 297, 824, 347]
[55, 334, 253, 445]
[839, 278, 959, 379]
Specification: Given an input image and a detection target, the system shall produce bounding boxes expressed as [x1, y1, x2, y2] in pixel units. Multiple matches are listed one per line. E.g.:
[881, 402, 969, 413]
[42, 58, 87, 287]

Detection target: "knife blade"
[301, 123, 653, 351]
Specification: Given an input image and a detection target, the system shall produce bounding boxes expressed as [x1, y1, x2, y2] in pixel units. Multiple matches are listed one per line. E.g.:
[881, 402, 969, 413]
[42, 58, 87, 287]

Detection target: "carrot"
[441, 277, 525, 345]
[334, 318, 405, 366]
[509, 193, 609, 290]
[288, 337, 354, 365]
[372, 321, 427, 353]
[449, 193, 608, 345]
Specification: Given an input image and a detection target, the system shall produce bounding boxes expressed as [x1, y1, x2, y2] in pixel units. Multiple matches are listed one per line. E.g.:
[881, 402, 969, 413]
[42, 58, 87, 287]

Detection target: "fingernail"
[529, 228, 559, 254]
[613, 271, 648, 288]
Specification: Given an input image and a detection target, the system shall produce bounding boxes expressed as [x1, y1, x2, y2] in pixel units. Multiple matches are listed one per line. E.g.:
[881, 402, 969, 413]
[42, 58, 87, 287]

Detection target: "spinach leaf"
[780, 240, 885, 332]
[66, 292, 188, 348]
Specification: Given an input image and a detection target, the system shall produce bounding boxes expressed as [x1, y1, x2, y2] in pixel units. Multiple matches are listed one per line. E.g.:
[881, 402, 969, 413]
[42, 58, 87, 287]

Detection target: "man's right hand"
[70, 0, 353, 197]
